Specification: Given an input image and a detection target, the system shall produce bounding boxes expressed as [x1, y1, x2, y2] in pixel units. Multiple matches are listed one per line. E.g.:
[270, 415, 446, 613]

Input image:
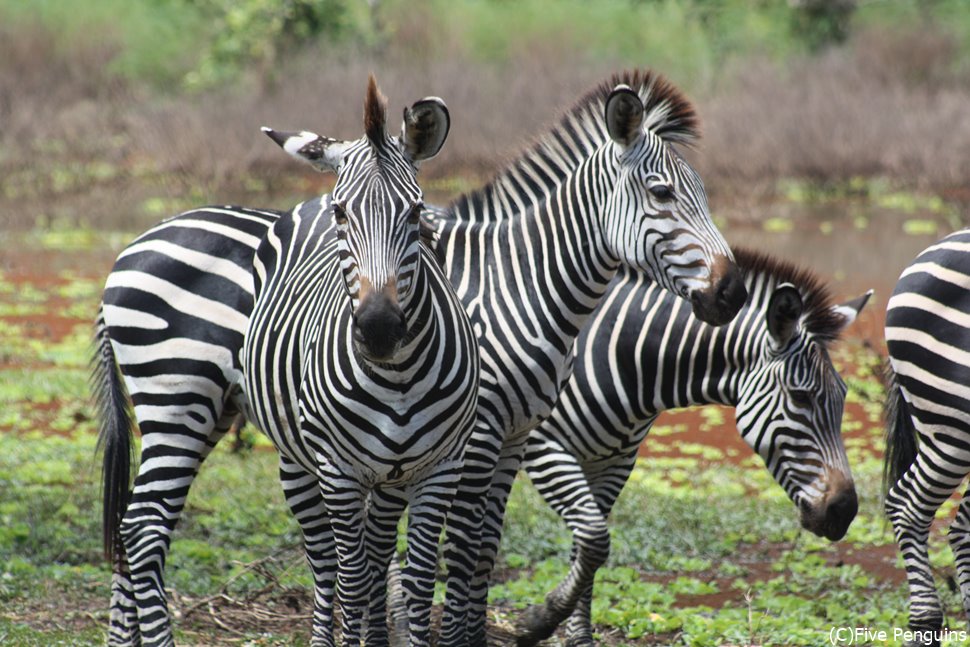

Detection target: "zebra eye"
[649, 184, 673, 201]
[789, 389, 813, 408]
[333, 203, 348, 225]
[407, 203, 423, 224]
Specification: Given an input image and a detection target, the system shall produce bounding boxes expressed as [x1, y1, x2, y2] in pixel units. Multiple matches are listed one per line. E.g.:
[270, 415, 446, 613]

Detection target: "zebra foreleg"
[468, 436, 531, 647]
[319, 466, 372, 647]
[515, 448, 634, 647]
[279, 457, 337, 647]
[440, 430, 502, 647]
[364, 486, 409, 647]
[886, 451, 965, 647]
[404, 459, 464, 647]
[560, 457, 633, 647]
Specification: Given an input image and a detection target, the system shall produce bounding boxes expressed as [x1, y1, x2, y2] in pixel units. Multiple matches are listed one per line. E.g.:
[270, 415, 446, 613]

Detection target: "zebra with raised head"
[95, 68, 744, 645]
[424, 69, 747, 646]
[95, 77, 477, 647]
[518, 251, 871, 646]
[884, 228, 970, 647]
[243, 77, 479, 647]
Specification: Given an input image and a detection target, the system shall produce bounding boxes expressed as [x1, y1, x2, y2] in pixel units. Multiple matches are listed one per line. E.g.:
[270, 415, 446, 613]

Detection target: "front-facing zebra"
[520, 251, 870, 646]
[241, 78, 479, 647]
[885, 228, 970, 647]
[95, 77, 479, 647]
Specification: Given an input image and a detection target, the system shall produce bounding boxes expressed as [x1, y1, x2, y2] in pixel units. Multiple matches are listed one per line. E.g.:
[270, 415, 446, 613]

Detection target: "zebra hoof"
[514, 605, 559, 647]
[563, 630, 594, 647]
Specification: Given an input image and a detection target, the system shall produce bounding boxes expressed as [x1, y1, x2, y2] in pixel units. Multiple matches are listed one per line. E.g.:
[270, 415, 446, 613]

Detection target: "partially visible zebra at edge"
[520, 250, 871, 646]
[884, 228, 970, 647]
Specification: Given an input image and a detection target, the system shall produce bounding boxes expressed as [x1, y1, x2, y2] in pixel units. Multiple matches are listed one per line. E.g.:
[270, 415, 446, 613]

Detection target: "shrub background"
[2, 0, 970, 230]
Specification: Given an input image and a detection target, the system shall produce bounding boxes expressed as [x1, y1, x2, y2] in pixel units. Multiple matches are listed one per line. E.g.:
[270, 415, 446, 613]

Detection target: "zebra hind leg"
[886, 451, 966, 647]
[279, 456, 337, 647]
[948, 485, 970, 626]
[115, 409, 236, 646]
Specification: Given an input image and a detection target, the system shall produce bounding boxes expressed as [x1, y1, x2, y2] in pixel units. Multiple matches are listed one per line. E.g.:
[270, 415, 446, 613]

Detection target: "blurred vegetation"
[4, 0, 970, 91]
[2, 0, 970, 231]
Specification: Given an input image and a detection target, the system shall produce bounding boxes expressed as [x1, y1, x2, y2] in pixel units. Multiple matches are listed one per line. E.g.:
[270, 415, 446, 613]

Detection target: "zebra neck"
[438, 147, 619, 337]
[599, 273, 754, 416]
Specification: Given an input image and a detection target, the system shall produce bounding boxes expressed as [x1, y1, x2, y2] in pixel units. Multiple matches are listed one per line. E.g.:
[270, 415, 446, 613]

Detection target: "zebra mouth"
[688, 262, 747, 326]
[798, 488, 858, 541]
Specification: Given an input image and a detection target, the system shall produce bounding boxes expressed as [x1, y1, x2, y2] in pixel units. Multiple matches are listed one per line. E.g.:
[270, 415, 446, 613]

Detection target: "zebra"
[242, 77, 479, 647]
[93, 205, 280, 645]
[518, 251, 871, 646]
[94, 76, 477, 646]
[422, 69, 747, 647]
[884, 228, 970, 647]
[95, 68, 744, 645]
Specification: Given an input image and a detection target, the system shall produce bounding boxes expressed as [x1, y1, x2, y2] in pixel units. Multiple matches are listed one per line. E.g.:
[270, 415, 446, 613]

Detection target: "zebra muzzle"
[799, 469, 858, 541]
[689, 258, 747, 327]
[353, 291, 408, 361]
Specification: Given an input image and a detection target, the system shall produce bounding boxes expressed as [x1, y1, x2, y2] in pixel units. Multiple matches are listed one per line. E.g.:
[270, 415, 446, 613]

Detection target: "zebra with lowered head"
[519, 250, 871, 646]
[885, 228, 970, 647]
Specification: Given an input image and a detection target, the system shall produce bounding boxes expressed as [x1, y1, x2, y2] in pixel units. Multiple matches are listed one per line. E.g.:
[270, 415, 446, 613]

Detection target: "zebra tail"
[91, 307, 135, 563]
[883, 361, 918, 499]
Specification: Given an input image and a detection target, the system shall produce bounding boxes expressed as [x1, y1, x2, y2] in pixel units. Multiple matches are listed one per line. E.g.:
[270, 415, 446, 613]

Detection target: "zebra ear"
[832, 289, 873, 331]
[400, 97, 450, 164]
[261, 127, 350, 173]
[766, 283, 803, 349]
[605, 84, 644, 147]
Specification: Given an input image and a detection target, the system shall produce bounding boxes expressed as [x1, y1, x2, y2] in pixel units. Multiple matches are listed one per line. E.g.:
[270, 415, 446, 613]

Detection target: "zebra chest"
[285, 346, 472, 486]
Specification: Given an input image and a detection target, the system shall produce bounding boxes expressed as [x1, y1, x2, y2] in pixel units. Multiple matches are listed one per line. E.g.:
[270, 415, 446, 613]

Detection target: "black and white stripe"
[94, 205, 280, 646]
[243, 79, 477, 647]
[95, 68, 743, 646]
[519, 251, 870, 646]
[427, 70, 745, 647]
[884, 228, 970, 646]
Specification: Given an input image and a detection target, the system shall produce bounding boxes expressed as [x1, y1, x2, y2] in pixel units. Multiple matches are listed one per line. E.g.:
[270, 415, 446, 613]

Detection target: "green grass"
[0, 230, 965, 645]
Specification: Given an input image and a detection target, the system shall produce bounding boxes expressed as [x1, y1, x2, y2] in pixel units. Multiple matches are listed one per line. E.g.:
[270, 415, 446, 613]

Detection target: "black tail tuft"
[91, 307, 135, 563]
[883, 361, 919, 500]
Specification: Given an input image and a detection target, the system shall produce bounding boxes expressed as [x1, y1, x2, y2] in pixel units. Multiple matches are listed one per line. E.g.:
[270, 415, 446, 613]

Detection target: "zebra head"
[601, 74, 745, 326]
[734, 280, 872, 541]
[263, 75, 450, 361]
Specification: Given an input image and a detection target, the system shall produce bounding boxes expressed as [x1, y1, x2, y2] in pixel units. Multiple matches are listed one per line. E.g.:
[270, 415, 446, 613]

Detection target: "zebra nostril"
[716, 266, 747, 312]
